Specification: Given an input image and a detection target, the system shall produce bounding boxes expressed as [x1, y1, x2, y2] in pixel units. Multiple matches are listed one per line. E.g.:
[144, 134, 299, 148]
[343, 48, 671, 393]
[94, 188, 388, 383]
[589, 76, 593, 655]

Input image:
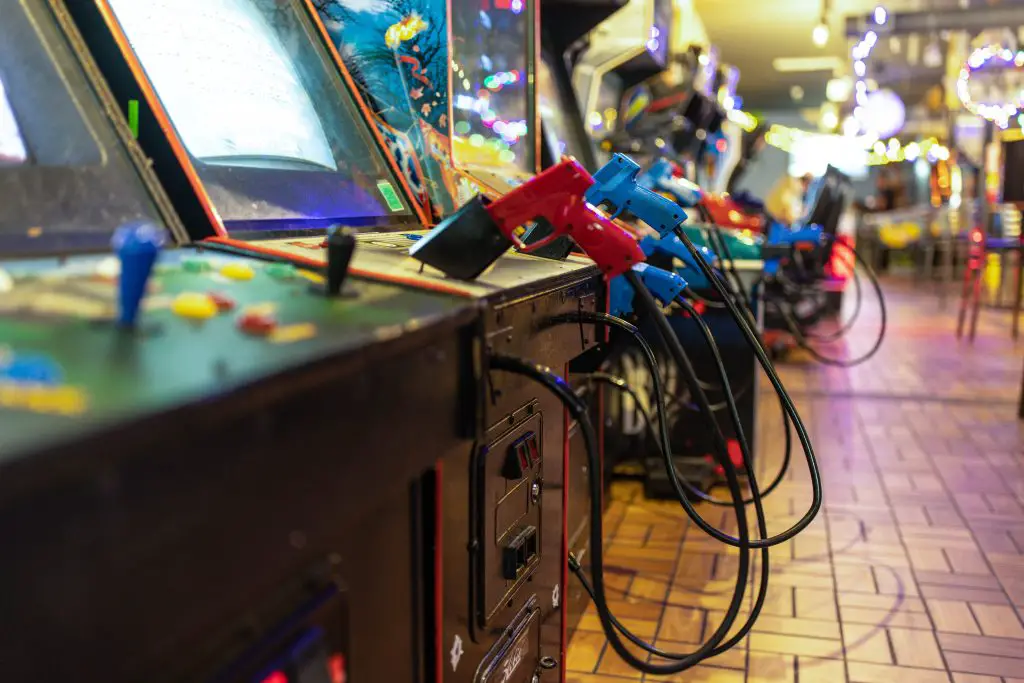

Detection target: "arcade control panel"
[0, 243, 471, 459]
[0, 238, 481, 683]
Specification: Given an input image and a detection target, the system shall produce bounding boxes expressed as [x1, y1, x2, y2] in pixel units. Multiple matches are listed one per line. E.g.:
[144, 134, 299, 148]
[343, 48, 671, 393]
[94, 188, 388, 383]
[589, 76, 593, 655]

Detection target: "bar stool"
[956, 224, 1024, 341]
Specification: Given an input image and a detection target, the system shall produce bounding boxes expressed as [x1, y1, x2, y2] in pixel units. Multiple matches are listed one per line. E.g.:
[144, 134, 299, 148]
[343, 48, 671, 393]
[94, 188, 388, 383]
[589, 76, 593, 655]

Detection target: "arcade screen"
[450, 0, 535, 174]
[105, 0, 418, 232]
[0, 0, 166, 254]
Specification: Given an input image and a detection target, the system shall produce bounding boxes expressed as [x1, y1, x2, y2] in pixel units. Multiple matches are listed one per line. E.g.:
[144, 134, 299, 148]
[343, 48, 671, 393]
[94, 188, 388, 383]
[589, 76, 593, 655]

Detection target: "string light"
[846, 7, 888, 139]
[956, 45, 1024, 129]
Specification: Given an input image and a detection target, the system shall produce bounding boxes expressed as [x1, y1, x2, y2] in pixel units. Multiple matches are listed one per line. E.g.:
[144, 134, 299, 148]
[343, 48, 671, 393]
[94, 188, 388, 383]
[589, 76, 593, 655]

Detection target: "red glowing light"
[260, 671, 288, 683]
[971, 230, 983, 243]
[715, 139, 727, 153]
[329, 653, 347, 683]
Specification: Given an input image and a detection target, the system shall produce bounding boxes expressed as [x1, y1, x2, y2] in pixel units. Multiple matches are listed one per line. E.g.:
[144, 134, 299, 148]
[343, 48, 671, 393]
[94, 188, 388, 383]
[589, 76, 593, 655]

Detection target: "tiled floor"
[567, 280, 1024, 682]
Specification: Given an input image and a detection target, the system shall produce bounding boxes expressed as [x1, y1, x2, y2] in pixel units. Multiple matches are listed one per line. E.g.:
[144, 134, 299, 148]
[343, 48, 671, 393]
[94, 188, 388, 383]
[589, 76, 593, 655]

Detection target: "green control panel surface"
[0, 248, 473, 459]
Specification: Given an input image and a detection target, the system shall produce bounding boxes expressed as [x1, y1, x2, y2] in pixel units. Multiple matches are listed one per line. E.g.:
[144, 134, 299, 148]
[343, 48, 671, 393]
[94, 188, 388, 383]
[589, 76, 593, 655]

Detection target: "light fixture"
[813, 23, 830, 47]
[861, 89, 906, 138]
[813, 0, 831, 48]
[790, 85, 805, 101]
[873, 6, 887, 25]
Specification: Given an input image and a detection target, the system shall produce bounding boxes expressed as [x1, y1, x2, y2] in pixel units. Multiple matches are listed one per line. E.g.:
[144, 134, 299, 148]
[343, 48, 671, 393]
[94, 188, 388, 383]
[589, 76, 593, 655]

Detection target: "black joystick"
[326, 226, 356, 297]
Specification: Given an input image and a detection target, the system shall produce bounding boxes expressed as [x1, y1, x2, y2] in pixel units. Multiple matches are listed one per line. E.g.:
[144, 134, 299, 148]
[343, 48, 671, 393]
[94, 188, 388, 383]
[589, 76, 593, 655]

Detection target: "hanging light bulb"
[813, 22, 830, 47]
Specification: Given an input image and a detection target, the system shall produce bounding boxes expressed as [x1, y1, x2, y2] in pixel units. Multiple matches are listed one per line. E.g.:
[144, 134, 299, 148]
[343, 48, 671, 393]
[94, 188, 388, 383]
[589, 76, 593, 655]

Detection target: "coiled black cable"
[669, 228, 823, 547]
[772, 238, 886, 367]
[489, 354, 751, 675]
[676, 297, 794, 506]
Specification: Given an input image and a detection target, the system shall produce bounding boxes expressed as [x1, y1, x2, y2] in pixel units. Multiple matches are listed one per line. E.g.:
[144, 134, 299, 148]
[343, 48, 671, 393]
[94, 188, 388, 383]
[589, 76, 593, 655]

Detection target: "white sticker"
[450, 634, 464, 672]
[552, 583, 561, 609]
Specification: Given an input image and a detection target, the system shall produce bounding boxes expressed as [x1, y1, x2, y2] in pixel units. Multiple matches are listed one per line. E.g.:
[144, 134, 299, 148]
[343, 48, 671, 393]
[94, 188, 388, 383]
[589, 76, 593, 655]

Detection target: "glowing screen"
[106, 0, 412, 228]
[108, 0, 334, 169]
[0, 75, 27, 166]
[450, 0, 533, 174]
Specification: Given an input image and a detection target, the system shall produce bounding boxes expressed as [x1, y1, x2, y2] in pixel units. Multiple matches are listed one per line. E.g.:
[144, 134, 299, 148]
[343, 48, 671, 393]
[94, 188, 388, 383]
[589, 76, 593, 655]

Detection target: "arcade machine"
[0, 1, 480, 681]
[571, 0, 674, 168]
[537, 0, 623, 172]
[65, 0, 606, 679]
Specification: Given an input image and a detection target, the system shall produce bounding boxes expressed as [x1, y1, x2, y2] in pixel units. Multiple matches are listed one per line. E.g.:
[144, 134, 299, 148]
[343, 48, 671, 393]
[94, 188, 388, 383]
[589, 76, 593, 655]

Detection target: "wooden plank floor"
[567, 280, 1024, 682]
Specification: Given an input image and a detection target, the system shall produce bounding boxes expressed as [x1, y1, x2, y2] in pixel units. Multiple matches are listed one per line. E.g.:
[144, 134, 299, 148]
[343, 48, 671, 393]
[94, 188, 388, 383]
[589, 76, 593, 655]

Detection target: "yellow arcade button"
[171, 292, 218, 320]
[220, 262, 255, 281]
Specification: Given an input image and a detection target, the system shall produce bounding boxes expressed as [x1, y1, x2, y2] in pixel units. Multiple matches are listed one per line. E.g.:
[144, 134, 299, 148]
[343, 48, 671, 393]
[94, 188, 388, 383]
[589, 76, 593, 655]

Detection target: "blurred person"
[765, 174, 805, 224]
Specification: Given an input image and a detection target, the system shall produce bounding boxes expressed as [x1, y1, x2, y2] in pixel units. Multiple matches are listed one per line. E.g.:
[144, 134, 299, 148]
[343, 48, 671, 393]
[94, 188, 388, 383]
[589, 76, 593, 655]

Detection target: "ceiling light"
[873, 6, 887, 25]
[790, 85, 805, 101]
[813, 23, 830, 47]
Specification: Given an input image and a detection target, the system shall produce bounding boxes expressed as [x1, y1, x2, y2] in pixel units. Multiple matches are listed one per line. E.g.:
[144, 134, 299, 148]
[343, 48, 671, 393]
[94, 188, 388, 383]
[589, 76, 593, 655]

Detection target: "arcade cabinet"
[537, 0, 624, 172]
[0, 1, 480, 681]
[66, 0, 606, 679]
[571, 0, 674, 166]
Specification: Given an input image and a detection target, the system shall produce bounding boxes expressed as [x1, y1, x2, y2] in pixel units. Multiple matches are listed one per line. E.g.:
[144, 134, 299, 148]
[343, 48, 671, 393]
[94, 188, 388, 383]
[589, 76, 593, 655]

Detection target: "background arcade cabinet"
[0, 1, 479, 681]
[536, 0, 625, 172]
[66, 0, 606, 679]
[571, 0, 674, 167]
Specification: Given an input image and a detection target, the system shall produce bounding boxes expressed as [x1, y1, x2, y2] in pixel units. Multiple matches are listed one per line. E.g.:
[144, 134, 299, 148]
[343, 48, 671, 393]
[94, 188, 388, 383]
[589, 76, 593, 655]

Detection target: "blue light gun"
[762, 221, 825, 276]
[586, 153, 719, 284]
[609, 263, 689, 317]
[586, 154, 689, 236]
[639, 234, 714, 290]
[638, 159, 704, 209]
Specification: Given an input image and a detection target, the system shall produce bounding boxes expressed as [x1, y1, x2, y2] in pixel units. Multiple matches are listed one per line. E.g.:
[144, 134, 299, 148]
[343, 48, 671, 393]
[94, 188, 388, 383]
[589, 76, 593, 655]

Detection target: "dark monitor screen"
[803, 166, 847, 232]
[0, 0, 167, 255]
[1003, 138, 1024, 204]
[450, 0, 535, 175]
[105, 0, 417, 233]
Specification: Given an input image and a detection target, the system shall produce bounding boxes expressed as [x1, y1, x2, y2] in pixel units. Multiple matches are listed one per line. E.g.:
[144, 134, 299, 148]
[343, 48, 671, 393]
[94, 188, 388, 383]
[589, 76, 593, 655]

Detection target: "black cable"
[802, 266, 860, 342]
[676, 297, 794, 505]
[553, 308, 778, 662]
[579, 289, 773, 661]
[774, 239, 886, 367]
[489, 354, 751, 674]
[583, 372, 663, 457]
[669, 228, 823, 546]
[683, 286, 728, 308]
[552, 302, 793, 549]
